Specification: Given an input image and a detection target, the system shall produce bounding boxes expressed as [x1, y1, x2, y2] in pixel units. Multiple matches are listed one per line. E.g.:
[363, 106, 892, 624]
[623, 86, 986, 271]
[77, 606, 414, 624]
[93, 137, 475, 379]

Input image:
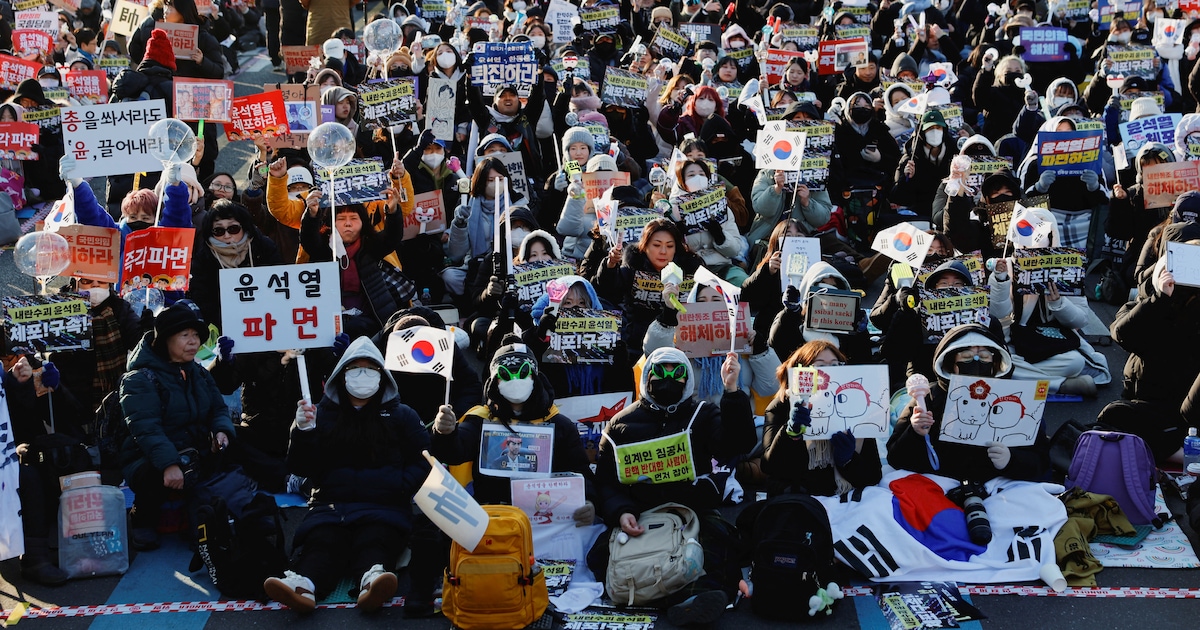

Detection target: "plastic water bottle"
[1184, 427, 1200, 470]
[420, 288, 432, 306]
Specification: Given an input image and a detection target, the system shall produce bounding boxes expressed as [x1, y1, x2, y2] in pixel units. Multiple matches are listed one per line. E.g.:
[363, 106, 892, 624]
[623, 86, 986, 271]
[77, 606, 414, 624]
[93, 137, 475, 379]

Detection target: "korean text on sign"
[470, 42, 538, 98]
[613, 431, 695, 485]
[2, 294, 92, 355]
[219, 262, 341, 352]
[62, 101, 167, 179]
[0, 121, 38, 160]
[227, 90, 289, 141]
[1013, 247, 1087, 296]
[917, 287, 990, 344]
[1036, 130, 1103, 176]
[121, 227, 193, 292]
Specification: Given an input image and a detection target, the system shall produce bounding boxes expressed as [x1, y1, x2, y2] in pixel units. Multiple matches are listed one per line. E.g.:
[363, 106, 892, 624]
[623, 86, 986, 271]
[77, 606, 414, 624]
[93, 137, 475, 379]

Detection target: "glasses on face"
[496, 361, 534, 381]
[650, 362, 688, 380]
[211, 224, 243, 237]
[210, 182, 234, 192]
[955, 349, 994, 362]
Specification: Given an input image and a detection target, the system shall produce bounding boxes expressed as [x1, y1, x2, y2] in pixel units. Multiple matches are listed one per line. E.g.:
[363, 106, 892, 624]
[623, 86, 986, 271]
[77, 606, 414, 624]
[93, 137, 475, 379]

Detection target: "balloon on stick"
[14, 231, 70, 293]
[147, 118, 197, 223]
[307, 122, 357, 266]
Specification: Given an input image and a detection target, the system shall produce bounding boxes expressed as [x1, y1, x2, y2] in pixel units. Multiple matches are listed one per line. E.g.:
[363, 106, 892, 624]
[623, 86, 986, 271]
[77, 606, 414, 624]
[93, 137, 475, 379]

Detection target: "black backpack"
[93, 369, 163, 471]
[737, 494, 835, 621]
[189, 492, 288, 600]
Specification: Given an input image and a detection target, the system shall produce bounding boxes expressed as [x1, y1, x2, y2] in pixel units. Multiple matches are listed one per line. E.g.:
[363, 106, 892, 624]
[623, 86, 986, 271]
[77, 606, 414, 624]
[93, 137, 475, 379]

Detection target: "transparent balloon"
[363, 18, 402, 54]
[125, 287, 165, 316]
[14, 231, 70, 279]
[307, 122, 356, 170]
[147, 118, 197, 165]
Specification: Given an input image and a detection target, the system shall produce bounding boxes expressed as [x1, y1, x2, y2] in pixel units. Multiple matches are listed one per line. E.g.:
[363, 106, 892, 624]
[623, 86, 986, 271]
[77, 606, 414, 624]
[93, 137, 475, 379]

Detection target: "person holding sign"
[670, 159, 748, 285]
[49, 278, 142, 416]
[1016, 116, 1109, 250]
[264, 337, 429, 614]
[1107, 142, 1175, 287]
[189, 200, 283, 328]
[466, 70, 546, 181]
[769, 260, 871, 364]
[892, 110, 954, 215]
[526, 276, 633, 396]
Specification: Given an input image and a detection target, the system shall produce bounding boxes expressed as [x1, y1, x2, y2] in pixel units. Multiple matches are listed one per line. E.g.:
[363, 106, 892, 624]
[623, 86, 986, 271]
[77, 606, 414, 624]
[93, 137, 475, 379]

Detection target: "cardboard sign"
[787, 364, 890, 439]
[58, 224, 121, 282]
[61, 100, 168, 178]
[404, 190, 446, 240]
[313, 157, 388, 207]
[1167, 241, 1200, 288]
[1036, 129, 1103, 176]
[1142, 160, 1200, 210]
[1118, 113, 1180, 161]
[1012, 247, 1087, 296]
[511, 474, 585, 526]
[61, 70, 107, 105]
[1106, 44, 1158, 80]
[650, 25, 689, 60]
[172, 78, 233, 122]
[578, 5, 620, 33]
[780, 236, 822, 293]
[219, 262, 340, 352]
[0, 121, 39, 160]
[426, 77, 457, 142]
[763, 48, 806, 85]
[545, 0, 579, 44]
[281, 45, 320, 75]
[918, 287, 990, 343]
[479, 422, 554, 478]
[1019, 26, 1069, 62]
[120, 227, 194, 293]
[155, 22, 198, 59]
[2, 294, 91, 354]
[98, 55, 131, 80]
[543, 307, 619, 364]
[599, 68, 647, 108]
[676, 301, 751, 358]
[111, 0, 149, 38]
[0, 54, 42, 89]
[982, 194, 1050, 250]
[358, 77, 417, 129]
[804, 288, 860, 333]
[227, 90, 289, 141]
[10, 29, 51, 57]
[675, 186, 729, 236]
[263, 83, 321, 149]
[513, 259, 574, 309]
[941, 376, 1049, 447]
[470, 41, 538, 98]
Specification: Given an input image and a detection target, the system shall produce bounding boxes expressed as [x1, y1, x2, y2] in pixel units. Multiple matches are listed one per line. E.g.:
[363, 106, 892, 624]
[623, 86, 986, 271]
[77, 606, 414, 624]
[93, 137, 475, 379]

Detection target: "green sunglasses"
[496, 361, 535, 381]
[651, 363, 688, 381]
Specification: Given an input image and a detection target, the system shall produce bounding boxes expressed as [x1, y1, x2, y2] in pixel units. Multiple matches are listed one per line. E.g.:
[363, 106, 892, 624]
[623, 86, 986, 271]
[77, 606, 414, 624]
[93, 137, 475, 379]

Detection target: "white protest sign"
[788, 364, 890, 439]
[416, 452, 490, 551]
[14, 10, 57, 38]
[546, 0, 580, 44]
[426, 77, 457, 142]
[61, 100, 168, 179]
[780, 236, 822, 293]
[1167, 241, 1200, 288]
[219, 262, 341, 353]
[939, 376, 1049, 447]
[110, 0, 149, 38]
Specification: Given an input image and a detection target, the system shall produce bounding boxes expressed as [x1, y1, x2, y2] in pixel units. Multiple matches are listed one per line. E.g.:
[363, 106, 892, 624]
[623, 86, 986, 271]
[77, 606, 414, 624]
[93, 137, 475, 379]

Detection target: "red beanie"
[144, 28, 177, 71]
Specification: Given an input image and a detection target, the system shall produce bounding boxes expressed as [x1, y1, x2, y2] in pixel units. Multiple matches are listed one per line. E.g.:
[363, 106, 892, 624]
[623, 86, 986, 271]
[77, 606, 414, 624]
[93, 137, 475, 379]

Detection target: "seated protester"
[526, 276, 634, 397]
[668, 159, 748, 286]
[677, 137, 753, 233]
[50, 277, 141, 417]
[938, 147, 1011, 258]
[8, 79, 65, 203]
[907, 22, 961, 78]
[595, 219, 704, 360]
[657, 86, 730, 155]
[891, 110, 954, 216]
[769, 261, 872, 364]
[189, 200, 283, 328]
[1017, 116, 1109, 250]
[1012, 78, 1081, 146]
[828, 91, 902, 208]
[881, 83, 917, 141]
[120, 300, 238, 551]
[466, 72, 547, 182]
[464, 205, 542, 357]
[1135, 194, 1200, 294]
[747, 102, 833, 251]
[444, 157, 518, 300]
[1105, 92, 1163, 162]
[557, 155, 637, 262]
[264, 338, 430, 614]
[973, 53, 1027, 142]
[300, 196, 410, 340]
[592, 348, 754, 625]
[886, 323, 1051, 483]
[835, 51, 882, 101]
[1107, 143, 1174, 286]
[761, 341, 882, 496]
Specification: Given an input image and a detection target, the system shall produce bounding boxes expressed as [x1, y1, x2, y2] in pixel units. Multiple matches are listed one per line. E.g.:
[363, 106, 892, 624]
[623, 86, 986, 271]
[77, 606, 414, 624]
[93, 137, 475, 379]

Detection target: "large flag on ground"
[385, 325, 455, 377]
[415, 451, 489, 551]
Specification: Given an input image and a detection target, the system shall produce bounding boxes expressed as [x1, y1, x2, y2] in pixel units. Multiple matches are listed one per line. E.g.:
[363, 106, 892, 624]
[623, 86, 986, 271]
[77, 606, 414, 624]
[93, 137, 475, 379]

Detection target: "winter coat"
[891, 133, 953, 213]
[594, 245, 703, 357]
[761, 396, 882, 496]
[747, 168, 833, 247]
[190, 205, 283, 327]
[768, 261, 871, 363]
[973, 66, 1025, 141]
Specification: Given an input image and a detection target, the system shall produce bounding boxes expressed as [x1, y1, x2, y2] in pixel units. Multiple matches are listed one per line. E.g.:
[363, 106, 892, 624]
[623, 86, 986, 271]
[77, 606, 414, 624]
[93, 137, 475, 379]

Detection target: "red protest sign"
[63, 70, 109, 105]
[764, 48, 806, 85]
[281, 45, 320, 75]
[11, 29, 52, 57]
[0, 121, 39, 160]
[227, 90, 290, 141]
[0, 54, 43, 89]
[121, 227, 194, 293]
[816, 39, 867, 75]
[404, 191, 446, 240]
[58, 224, 122, 282]
[154, 22, 199, 59]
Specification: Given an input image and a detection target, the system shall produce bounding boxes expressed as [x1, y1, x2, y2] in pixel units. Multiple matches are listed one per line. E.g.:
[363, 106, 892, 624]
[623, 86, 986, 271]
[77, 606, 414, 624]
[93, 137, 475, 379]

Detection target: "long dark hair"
[166, 0, 204, 25]
[636, 218, 688, 254]
[470, 156, 513, 198]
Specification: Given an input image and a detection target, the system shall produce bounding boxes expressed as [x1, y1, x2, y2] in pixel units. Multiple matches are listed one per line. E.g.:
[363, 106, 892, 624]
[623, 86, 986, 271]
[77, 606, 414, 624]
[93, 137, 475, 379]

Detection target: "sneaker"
[272, 60, 286, 72]
[263, 571, 316, 613]
[357, 564, 398, 612]
[667, 590, 728, 626]
[130, 527, 160, 551]
[1058, 375, 1098, 397]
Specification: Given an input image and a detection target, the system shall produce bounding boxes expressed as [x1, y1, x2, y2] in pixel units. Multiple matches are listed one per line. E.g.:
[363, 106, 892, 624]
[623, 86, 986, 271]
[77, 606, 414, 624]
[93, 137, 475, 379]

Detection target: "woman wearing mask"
[973, 54, 1028, 141]
[891, 110, 953, 216]
[882, 83, 917, 140]
[419, 43, 471, 151]
[657, 85, 726, 148]
[668, 159, 748, 285]
[189, 200, 283, 327]
[446, 157, 518, 264]
[1016, 116, 1108, 251]
[828, 91, 901, 206]
[526, 276, 634, 397]
[769, 260, 871, 364]
[50, 277, 142, 418]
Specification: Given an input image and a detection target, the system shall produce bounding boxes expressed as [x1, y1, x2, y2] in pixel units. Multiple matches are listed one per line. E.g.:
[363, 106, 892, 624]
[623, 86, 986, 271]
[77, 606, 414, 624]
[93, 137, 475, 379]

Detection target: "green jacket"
[118, 333, 235, 482]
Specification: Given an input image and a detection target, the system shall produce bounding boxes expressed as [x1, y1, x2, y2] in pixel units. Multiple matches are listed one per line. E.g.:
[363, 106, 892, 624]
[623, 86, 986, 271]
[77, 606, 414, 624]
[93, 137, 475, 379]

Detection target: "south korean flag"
[385, 326, 455, 377]
[872, 222, 934, 268]
[754, 129, 806, 171]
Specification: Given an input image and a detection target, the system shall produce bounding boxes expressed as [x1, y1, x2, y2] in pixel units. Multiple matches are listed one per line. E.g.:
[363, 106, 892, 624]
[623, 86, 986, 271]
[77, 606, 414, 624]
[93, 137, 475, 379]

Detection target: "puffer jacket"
[190, 204, 283, 327]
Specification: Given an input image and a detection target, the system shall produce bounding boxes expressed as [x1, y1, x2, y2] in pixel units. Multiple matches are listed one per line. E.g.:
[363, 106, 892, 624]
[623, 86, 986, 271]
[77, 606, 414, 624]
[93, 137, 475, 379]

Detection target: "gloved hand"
[164, 162, 181, 186]
[453, 204, 470, 226]
[294, 399, 316, 431]
[986, 441, 1011, 469]
[704, 218, 726, 245]
[553, 171, 568, 191]
[486, 275, 505, 298]
[433, 404, 457, 435]
[1024, 88, 1039, 111]
[331, 332, 350, 358]
[59, 154, 82, 187]
[217, 335, 235, 362]
[783, 285, 802, 312]
[1080, 169, 1100, 191]
[1035, 169, 1057, 193]
[417, 128, 436, 149]
[786, 401, 812, 437]
[861, 146, 881, 163]
[40, 362, 60, 390]
[896, 286, 920, 310]
[567, 179, 585, 198]
[573, 500, 596, 527]
[830, 430, 856, 467]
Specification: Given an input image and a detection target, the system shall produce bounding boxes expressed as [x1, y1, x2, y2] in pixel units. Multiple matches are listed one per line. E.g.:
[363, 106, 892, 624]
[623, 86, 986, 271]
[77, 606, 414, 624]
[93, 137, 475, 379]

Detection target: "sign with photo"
[479, 422, 555, 478]
[173, 78, 233, 122]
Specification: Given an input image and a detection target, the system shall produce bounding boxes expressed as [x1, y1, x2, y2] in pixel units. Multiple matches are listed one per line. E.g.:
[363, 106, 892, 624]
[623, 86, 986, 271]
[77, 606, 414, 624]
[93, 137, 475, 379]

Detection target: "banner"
[787, 364, 890, 439]
[599, 68, 647, 108]
[121, 227, 194, 293]
[0, 54, 41, 89]
[173, 78, 233, 122]
[425, 77, 457, 142]
[918, 287, 990, 343]
[358, 77, 417, 128]
[10, 29, 51, 57]
[675, 186, 729, 235]
[0, 121, 38, 160]
[219, 262, 340, 352]
[384, 325, 455, 376]
[58, 224, 121, 282]
[1105, 44, 1157, 80]
[804, 288, 860, 333]
[981, 194, 1050, 250]
[404, 190, 446, 240]
[1019, 26, 1069, 62]
[281, 45, 320, 75]
[61, 100, 167, 178]
[2, 294, 91, 354]
[764, 48, 806, 85]
[1118, 113, 1180, 161]
[513, 259, 574, 308]
[110, 0, 149, 37]
[1012, 247, 1086, 296]
[650, 25, 689, 60]
[1036, 129, 1102, 176]
[415, 452, 489, 551]
[313, 157, 389, 207]
[1142, 161, 1200, 209]
[940, 376, 1049, 447]
[470, 42, 538, 98]
[543, 307, 619, 364]
[676, 301, 750, 358]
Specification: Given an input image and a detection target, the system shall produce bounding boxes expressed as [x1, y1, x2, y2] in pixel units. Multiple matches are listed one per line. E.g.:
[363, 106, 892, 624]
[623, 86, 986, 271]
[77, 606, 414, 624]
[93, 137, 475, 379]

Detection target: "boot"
[21, 537, 69, 586]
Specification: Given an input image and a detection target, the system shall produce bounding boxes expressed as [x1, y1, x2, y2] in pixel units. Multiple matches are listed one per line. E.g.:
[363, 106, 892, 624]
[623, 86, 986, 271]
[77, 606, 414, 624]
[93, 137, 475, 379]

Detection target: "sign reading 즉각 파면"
[121, 227, 194, 293]
[219, 262, 342, 354]
[0, 121, 38, 160]
[61, 101, 167, 179]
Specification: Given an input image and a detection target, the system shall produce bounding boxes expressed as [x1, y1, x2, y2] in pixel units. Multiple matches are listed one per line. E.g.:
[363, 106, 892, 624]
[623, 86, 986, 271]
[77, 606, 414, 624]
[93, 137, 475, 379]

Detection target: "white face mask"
[498, 377, 534, 404]
[925, 129, 944, 147]
[437, 51, 456, 69]
[422, 153, 444, 168]
[1112, 32, 1131, 44]
[529, 35, 545, 49]
[486, 181, 498, 198]
[84, 287, 110, 307]
[513, 1, 527, 11]
[510, 228, 529, 249]
[693, 98, 716, 117]
[685, 174, 709, 192]
[289, 190, 306, 200]
[1052, 96, 1072, 108]
[344, 367, 382, 399]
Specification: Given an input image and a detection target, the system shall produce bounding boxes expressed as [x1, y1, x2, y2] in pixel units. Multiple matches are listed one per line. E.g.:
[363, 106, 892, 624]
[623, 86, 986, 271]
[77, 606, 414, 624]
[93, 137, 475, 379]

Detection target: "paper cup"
[1040, 563, 1067, 593]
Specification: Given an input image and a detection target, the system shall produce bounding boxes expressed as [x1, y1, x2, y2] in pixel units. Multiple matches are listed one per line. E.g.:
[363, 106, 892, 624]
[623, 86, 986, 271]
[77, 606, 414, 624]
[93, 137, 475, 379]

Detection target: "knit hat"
[153, 299, 207, 345]
[561, 126, 595, 157]
[1171, 191, 1200, 223]
[1129, 96, 1161, 121]
[144, 28, 177, 71]
[287, 166, 313, 187]
[586, 153, 617, 172]
[577, 110, 608, 128]
[489, 341, 539, 380]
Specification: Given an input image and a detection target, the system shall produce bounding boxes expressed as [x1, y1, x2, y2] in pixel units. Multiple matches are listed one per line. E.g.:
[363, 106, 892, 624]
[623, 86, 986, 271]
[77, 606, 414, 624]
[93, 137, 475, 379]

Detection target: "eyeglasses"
[955, 349, 994, 362]
[210, 182, 234, 192]
[496, 361, 534, 381]
[650, 362, 688, 380]
[211, 224, 243, 237]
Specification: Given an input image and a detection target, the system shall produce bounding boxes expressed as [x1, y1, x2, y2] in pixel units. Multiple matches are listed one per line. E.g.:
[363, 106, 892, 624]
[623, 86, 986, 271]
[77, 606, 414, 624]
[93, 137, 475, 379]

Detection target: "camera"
[946, 482, 992, 545]
[178, 448, 201, 489]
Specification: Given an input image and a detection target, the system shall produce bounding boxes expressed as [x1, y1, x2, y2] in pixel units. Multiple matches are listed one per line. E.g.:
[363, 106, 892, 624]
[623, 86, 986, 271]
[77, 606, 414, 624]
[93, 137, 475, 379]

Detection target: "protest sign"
[98, 56, 131, 80]
[982, 194, 1049, 250]
[219, 262, 340, 353]
[804, 287, 860, 333]
[154, 22, 198, 59]
[513, 259, 575, 309]
[563, 612, 658, 629]
[678, 22, 720, 45]
[404, 190, 446, 240]
[918, 287, 990, 343]
[779, 24, 820, 50]
[263, 83, 321, 149]
[120, 229, 192, 293]
[874, 582, 988, 629]
[578, 5, 620, 33]
[10, 29, 51, 57]
[22, 104, 61, 138]
[725, 46, 756, 72]
[764, 48, 806, 85]
[0, 121, 38, 160]
[1012, 247, 1087, 296]
[1118, 113, 1179, 161]
[57, 224, 121, 283]
[675, 186, 729, 236]
[965, 156, 1013, 191]
[650, 25, 689, 60]
[787, 364, 890, 439]
[917, 252, 986, 287]
[281, 100, 317, 133]
[62, 100, 167, 179]
[415, 452, 489, 551]
[62, 70, 108, 105]
[613, 428, 696, 484]
[1116, 92, 1165, 123]
[1106, 44, 1157, 80]
[494, 150, 530, 201]
[676, 301, 751, 358]
[605, 206, 657, 246]
[873, 222, 934, 268]
[2, 294, 91, 355]
[1142, 160, 1200, 209]
[1019, 26, 1069, 62]
[384, 325, 455, 376]
[358, 77, 418, 129]
[111, 0, 149, 37]
[227, 90, 289, 141]
[173, 78, 233, 122]
[599, 68, 648, 108]
[834, 24, 870, 40]
[545, 0, 578, 43]
[462, 15, 499, 37]
[14, 10, 56, 37]
[511, 475, 585, 526]
[780, 236, 822, 293]
[940, 376, 1049, 447]
[0, 54, 41, 89]
[470, 41, 538, 98]
[420, 0, 447, 22]
[1167, 241, 1200, 287]
[313, 157, 389, 207]
[1036, 129, 1103, 176]
[579, 170, 629, 214]
[426, 77, 457, 142]
[479, 422, 555, 477]
[281, 45, 320, 75]
[817, 38, 868, 75]
[543, 307, 619, 364]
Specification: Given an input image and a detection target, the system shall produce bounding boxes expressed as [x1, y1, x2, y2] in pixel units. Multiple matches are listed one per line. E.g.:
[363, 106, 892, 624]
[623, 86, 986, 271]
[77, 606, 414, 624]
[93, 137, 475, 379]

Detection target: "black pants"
[1097, 399, 1185, 463]
[265, 7, 281, 63]
[17, 465, 54, 538]
[127, 462, 177, 530]
[404, 514, 448, 603]
[293, 522, 408, 598]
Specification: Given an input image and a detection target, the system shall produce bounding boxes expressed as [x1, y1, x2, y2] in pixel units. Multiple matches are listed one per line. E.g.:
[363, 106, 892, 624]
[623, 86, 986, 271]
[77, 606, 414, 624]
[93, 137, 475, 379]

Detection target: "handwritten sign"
[941, 376, 1048, 447]
[804, 288, 860, 333]
[545, 0, 579, 44]
[788, 364, 890, 439]
[676, 301, 750, 358]
[61, 100, 167, 178]
[219, 262, 341, 353]
[121, 227, 193, 293]
[780, 236, 822, 293]
[1168, 241, 1200, 288]
[3, 294, 91, 354]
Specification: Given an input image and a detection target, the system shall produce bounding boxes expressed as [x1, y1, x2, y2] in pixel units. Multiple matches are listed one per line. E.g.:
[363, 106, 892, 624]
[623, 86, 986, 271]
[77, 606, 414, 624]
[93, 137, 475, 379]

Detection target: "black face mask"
[127, 220, 152, 232]
[648, 378, 687, 406]
[955, 360, 995, 377]
[988, 193, 1016, 204]
[849, 107, 873, 124]
[543, 81, 558, 101]
[1004, 71, 1022, 85]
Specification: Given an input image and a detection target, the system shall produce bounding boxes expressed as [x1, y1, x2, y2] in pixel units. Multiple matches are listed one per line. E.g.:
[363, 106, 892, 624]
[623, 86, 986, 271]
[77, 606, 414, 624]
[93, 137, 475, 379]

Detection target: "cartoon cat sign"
[788, 365, 890, 439]
[939, 376, 1049, 447]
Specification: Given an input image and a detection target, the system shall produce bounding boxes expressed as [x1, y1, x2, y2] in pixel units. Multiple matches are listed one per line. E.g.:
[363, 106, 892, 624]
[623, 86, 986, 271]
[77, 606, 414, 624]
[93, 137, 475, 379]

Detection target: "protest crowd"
[2, 0, 1200, 625]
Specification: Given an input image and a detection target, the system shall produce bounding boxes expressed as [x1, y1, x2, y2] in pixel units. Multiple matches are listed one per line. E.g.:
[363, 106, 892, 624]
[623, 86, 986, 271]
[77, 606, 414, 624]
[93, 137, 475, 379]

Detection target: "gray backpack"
[606, 502, 705, 606]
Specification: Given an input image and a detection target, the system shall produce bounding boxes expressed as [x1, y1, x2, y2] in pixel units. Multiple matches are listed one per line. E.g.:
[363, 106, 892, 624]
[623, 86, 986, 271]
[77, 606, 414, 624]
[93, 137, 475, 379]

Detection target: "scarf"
[341, 238, 364, 308]
[806, 439, 855, 496]
[91, 303, 126, 396]
[466, 197, 498, 258]
[207, 234, 252, 269]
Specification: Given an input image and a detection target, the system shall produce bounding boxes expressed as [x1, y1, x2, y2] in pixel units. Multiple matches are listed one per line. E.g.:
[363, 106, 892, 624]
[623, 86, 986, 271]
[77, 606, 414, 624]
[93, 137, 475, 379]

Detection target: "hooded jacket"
[1135, 193, 1200, 292]
[1017, 116, 1109, 213]
[761, 392, 883, 496]
[883, 83, 917, 140]
[594, 347, 755, 525]
[321, 86, 360, 136]
[288, 337, 430, 542]
[769, 261, 870, 363]
[830, 91, 902, 194]
[887, 323, 1051, 483]
[189, 204, 282, 326]
[1107, 141, 1174, 251]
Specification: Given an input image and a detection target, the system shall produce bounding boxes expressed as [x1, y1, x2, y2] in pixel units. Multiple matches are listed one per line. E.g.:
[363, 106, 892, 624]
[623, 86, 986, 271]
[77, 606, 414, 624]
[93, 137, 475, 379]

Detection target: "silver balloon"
[14, 231, 70, 279]
[363, 18, 402, 54]
[307, 122, 356, 170]
[147, 118, 197, 165]
[125, 287, 165, 316]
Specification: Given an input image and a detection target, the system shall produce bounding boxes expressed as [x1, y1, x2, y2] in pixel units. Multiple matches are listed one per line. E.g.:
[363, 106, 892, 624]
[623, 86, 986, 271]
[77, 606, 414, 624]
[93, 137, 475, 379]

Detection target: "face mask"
[954, 360, 994, 377]
[925, 129, 944, 147]
[485, 181, 498, 198]
[693, 98, 716, 117]
[422, 153, 444, 168]
[989, 193, 1016, 204]
[513, 1, 526, 10]
[344, 367, 382, 399]
[498, 377, 534, 404]
[1112, 32, 1131, 44]
[685, 174, 709, 192]
[850, 107, 873, 124]
[1148, 12, 1158, 22]
[648, 378, 687, 406]
[504, 10, 516, 19]
[1004, 71, 1022, 85]
[127, 220, 152, 232]
[1052, 96, 1072, 108]
[530, 35, 545, 49]
[437, 51, 456, 69]
[84, 287, 110, 307]
[510, 228, 529, 248]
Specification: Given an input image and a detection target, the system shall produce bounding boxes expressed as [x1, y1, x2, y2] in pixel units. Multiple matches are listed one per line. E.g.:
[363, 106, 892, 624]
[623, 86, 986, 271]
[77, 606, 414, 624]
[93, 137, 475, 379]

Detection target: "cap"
[286, 166, 314, 187]
[920, 109, 947, 131]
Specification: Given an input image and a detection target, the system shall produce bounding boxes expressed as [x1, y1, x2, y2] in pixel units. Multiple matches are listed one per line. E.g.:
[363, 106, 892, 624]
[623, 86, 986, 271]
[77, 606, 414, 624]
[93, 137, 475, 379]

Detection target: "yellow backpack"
[442, 505, 549, 629]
